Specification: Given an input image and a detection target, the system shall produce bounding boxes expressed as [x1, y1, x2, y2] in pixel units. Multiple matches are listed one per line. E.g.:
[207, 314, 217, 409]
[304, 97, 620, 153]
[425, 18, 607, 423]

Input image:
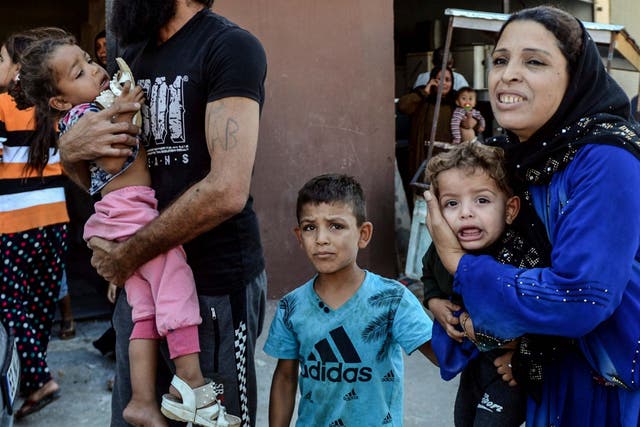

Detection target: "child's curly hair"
[9, 28, 75, 175]
[427, 141, 512, 198]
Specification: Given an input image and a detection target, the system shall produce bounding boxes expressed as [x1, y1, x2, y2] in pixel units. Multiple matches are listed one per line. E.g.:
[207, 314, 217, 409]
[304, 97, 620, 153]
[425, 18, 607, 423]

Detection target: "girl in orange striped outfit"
[0, 28, 70, 419]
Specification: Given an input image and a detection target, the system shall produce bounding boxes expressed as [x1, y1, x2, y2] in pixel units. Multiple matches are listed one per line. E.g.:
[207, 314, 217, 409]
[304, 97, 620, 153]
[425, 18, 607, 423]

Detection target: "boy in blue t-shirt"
[264, 174, 435, 426]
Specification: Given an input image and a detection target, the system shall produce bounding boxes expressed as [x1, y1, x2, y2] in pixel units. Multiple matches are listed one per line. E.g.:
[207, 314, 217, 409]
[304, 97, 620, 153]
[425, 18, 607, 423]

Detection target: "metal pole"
[424, 16, 454, 179]
[606, 32, 616, 73]
[105, 0, 117, 75]
[636, 78, 640, 120]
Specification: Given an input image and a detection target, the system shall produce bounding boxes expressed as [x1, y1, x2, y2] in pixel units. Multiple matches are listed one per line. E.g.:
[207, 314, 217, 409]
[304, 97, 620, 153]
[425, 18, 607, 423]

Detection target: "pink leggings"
[84, 186, 201, 359]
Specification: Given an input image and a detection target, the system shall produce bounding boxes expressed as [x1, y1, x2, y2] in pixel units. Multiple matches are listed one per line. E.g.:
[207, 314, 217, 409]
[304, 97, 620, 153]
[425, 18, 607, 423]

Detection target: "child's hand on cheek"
[424, 190, 465, 274]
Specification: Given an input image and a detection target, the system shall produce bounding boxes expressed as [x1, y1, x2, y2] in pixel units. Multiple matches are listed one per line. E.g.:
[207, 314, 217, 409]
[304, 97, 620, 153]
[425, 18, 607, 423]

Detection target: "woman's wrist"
[442, 252, 464, 275]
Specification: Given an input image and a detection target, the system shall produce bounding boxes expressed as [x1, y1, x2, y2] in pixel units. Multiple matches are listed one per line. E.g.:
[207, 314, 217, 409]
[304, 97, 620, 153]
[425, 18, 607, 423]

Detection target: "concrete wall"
[215, 1, 398, 297]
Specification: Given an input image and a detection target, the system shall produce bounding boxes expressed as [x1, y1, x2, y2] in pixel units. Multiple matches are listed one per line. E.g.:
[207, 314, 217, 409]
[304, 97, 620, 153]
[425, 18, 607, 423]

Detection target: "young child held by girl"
[264, 173, 436, 426]
[450, 87, 486, 144]
[17, 30, 239, 427]
[422, 141, 545, 426]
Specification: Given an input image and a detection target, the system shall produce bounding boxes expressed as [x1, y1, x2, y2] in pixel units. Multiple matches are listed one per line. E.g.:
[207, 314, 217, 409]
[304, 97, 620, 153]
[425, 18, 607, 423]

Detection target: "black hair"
[432, 47, 452, 68]
[425, 66, 456, 105]
[498, 6, 583, 74]
[110, 0, 176, 45]
[110, 0, 212, 45]
[296, 174, 367, 226]
[93, 30, 106, 67]
[94, 30, 106, 44]
[3, 27, 72, 175]
[456, 86, 476, 95]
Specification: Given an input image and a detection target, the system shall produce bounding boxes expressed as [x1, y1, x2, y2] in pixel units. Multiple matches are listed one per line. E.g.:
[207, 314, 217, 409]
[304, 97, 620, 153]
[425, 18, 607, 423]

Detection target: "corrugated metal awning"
[445, 8, 640, 73]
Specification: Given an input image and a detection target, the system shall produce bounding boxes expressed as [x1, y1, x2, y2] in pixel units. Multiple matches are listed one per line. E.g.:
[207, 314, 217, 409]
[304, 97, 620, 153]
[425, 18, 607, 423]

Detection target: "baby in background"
[451, 86, 486, 144]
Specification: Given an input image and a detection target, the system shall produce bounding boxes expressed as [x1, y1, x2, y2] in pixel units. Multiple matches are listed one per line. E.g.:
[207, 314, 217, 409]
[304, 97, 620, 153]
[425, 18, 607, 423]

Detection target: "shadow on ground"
[14, 299, 456, 426]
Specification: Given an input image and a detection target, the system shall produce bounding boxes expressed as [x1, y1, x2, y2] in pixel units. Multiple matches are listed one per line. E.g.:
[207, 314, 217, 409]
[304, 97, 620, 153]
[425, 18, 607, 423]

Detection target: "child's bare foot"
[162, 376, 240, 427]
[168, 377, 206, 403]
[123, 399, 168, 427]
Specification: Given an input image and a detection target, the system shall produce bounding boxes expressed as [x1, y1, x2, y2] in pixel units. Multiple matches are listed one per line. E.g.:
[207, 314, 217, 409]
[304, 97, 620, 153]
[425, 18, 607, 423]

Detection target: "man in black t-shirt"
[57, 1, 267, 426]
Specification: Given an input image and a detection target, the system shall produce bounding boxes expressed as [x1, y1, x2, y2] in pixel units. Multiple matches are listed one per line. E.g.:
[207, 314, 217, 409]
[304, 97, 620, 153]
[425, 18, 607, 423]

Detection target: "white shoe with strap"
[160, 375, 241, 427]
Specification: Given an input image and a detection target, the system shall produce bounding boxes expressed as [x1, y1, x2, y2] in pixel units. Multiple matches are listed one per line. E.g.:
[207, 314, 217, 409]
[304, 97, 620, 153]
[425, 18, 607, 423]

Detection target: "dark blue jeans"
[111, 270, 267, 427]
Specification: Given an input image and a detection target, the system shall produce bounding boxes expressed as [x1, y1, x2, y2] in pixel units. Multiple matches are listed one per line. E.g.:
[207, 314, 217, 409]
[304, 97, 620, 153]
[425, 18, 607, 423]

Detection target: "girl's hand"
[107, 283, 118, 304]
[424, 190, 466, 274]
[494, 351, 518, 386]
[459, 312, 476, 342]
[113, 82, 144, 125]
[427, 298, 464, 342]
[460, 113, 478, 130]
[116, 81, 145, 104]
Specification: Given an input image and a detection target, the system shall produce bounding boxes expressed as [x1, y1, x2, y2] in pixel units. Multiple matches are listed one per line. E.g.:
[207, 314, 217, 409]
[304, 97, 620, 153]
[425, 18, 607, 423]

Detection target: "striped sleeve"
[0, 93, 68, 233]
[450, 108, 466, 144]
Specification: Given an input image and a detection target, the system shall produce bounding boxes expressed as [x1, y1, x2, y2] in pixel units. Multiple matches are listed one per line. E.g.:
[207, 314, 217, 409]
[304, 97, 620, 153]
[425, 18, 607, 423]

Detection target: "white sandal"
[160, 376, 241, 427]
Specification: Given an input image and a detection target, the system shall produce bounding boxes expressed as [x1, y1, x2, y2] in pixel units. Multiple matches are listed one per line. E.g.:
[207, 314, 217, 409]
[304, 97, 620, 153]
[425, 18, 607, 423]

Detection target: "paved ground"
[14, 299, 458, 426]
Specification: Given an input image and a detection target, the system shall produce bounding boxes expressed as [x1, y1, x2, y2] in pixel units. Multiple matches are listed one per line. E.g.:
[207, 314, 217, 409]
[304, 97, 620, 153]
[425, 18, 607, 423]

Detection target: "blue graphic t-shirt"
[264, 271, 433, 426]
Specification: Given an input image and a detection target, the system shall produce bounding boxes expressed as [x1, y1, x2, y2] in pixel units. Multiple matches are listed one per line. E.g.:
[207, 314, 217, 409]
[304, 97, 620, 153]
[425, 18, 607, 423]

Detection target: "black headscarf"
[490, 19, 640, 185]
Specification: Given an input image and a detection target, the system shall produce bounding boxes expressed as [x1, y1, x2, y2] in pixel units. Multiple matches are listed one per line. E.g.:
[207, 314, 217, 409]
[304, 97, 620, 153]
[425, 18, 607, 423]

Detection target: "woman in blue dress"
[425, 6, 640, 426]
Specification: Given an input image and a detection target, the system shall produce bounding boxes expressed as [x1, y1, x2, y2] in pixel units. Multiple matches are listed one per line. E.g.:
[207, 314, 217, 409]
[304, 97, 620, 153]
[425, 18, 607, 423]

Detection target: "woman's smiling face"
[489, 20, 569, 142]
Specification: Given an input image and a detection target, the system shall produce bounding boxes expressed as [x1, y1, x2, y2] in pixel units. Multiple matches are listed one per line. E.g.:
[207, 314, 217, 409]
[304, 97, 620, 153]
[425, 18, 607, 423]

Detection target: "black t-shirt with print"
[123, 9, 266, 295]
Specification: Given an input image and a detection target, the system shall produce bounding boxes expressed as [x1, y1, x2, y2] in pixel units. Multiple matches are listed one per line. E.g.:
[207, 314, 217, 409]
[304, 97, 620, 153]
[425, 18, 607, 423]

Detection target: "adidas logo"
[382, 371, 395, 382]
[307, 326, 361, 363]
[382, 412, 393, 424]
[329, 418, 345, 426]
[300, 326, 373, 383]
[343, 388, 358, 401]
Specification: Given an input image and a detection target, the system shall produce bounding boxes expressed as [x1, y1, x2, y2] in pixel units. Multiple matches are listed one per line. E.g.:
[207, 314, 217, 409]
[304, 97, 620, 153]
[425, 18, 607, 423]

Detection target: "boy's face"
[456, 91, 477, 110]
[294, 202, 372, 276]
[436, 168, 519, 251]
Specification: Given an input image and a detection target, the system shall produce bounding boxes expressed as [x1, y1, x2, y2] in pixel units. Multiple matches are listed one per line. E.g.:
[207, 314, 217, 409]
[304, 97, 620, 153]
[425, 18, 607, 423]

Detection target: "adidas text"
[300, 361, 372, 383]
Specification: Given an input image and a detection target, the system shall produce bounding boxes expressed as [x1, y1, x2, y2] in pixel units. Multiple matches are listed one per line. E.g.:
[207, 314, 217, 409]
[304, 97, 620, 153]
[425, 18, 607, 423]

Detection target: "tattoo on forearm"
[223, 118, 239, 150]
